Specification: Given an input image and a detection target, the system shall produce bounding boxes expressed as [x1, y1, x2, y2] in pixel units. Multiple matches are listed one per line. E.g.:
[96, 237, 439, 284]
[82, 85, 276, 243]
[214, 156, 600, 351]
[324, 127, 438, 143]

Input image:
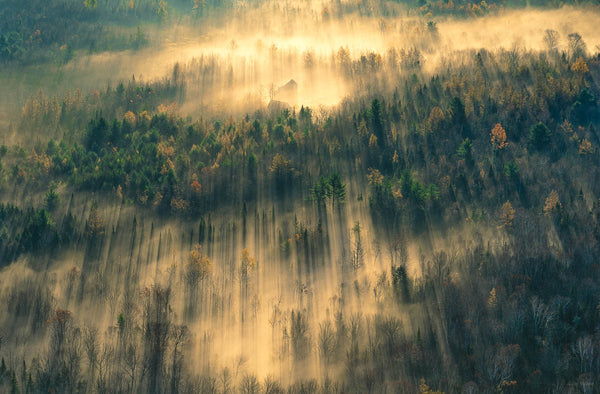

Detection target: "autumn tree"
[498, 201, 515, 229]
[185, 244, 211, 288]
[85, 203, 105, 239]
[184, 244, 211, 319]
[579, 139, 593, 155]
[240, 248, 256, 282]
[271, 153, 294, 192]
[571, 57, 589, 74]
[490, 123, 508, 150]
[543, 190, 561, 216]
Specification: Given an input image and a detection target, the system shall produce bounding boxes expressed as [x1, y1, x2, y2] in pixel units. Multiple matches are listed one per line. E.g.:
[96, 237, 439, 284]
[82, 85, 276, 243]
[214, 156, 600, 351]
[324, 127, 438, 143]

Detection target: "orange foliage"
[490, 123, 508, 149]
[543, 190, 561, 215]
[190, 180, 202, 194]
[170, 197, 189, 213]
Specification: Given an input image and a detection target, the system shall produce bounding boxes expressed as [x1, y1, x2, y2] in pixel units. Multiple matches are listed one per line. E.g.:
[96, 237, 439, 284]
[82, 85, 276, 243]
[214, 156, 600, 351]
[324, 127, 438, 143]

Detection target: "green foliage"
[310, 173, 346, 204]
[369, 98, 384, 141]
[503, 160, 520, 180]
[392, 265, 410, 301]
[456, 138, 473, 161]
[0, 0, 158, 64]
[44, 185, 60, 212]
[528, 122, 551, 150]
[84, 0, 97, 9]
[3, 29, 600, 393]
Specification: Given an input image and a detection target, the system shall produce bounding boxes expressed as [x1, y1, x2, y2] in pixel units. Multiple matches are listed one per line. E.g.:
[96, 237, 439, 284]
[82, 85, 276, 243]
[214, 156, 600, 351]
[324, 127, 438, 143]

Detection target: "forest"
[1, 0, 600, 392]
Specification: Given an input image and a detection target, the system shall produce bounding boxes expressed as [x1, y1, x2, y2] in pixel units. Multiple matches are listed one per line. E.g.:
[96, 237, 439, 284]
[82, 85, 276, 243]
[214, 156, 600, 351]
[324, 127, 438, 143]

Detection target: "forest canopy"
[0, 0, 600, 393]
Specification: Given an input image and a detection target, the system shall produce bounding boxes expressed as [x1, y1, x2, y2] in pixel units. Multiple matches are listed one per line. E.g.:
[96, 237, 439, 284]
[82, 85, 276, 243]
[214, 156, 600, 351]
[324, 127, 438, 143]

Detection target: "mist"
[1, 0, 600, 392]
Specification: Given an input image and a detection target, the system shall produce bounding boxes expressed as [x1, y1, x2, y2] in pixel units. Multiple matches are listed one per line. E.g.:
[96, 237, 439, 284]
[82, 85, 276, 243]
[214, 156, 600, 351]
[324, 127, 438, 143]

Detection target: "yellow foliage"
[271, 153, 291, 175]
[428, 106, 445, 130]
[560, 119, 573, 134]
[157, 142, 175, 158]
[498, 201, 515, 228]
[124, 111, 136, 124]
[240, 248, 257, 280]
[116, 185, 123, 200]
[186, 244, 212, 285]
[31, 149, 53, 173]
[357, 119, 369, 138]
[367, 168, 384, 186]
[488, 287, 497, 308]
[160, 158, 175, 175]
[571, 57, 589, 74]
[153, 192, 163, 206]
[579, 139, 593, 155]
[419, 378, 444, 394]
[368, 134, 378, 148]
[543, 190, 561, 215]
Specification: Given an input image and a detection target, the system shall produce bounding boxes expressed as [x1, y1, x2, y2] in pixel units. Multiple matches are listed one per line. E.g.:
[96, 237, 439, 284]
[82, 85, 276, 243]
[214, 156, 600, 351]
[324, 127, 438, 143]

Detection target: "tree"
[290, 310, 310, 361]
[369, 99, 384, 142]
[185, 244, 211, 288]
[85, 204, 105, 239]
[142, 285, 172, 394]
[450, 96, 466, 125]
[579, 139, 593, 155]
[528, 122, 551, 150]
[498, 201, 515, 228]
[85, 117, 109, 152]
[271, 154, 293, 192]
[543, 190, 561, 216]
[543, 29, 559, 53]
[457, 138, 473, 164]
[351, 222, 364, 271]
[392, 265, 410, 302]
[20, 208, 58, 252]
[310, 176, 331, 203]
[270, 154, 291, 177]
[490, 123, 508, 149]
[568, 33, 587, 60]
[45, 185, 60, 211]
[329, 173, 346, 204]
[240, 248, 256, 286]
[571, 57, 589, 74]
